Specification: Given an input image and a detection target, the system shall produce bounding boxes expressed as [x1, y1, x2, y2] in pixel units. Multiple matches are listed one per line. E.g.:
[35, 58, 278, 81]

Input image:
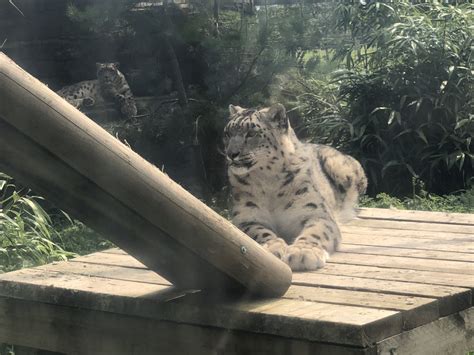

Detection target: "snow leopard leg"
[284, 217, 340, 271]
[237, 221, 288, 259]
[317, 146, 367, 222]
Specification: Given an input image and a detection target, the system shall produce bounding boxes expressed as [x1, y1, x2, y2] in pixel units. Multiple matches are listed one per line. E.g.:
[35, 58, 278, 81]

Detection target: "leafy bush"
[302, 3, 473, 196]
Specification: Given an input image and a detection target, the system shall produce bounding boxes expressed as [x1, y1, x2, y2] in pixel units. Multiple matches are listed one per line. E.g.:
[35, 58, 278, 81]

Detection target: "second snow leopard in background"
[224, 104, 367, 271]
[56, 62, 137, 120]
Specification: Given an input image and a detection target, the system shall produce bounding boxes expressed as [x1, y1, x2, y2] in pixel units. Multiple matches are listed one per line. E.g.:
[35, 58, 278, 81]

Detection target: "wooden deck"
[0, 208, 472, 354]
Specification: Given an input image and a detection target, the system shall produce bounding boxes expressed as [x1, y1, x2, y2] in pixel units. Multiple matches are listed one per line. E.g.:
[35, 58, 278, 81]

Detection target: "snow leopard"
[224, 103, 367, 271]
[56, 62, 137, 120]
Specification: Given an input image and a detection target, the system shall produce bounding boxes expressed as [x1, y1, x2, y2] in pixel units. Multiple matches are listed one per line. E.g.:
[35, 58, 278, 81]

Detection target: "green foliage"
[302, 3, 473, 195]
[198, 4, 330, 105]
[361, 181, 474, 214]
[66, 0, 136, 36]
[66, 1, 472, 197]
[0, 174, 113, 273]
[58, 222, 114, 256]
[0, 174, 76, 272]
[0, 344, 14, 355]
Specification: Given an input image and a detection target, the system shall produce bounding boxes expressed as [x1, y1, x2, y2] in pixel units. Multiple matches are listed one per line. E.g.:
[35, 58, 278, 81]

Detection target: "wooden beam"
[0, 297, 375, 355]
[0, 53, 291, 297]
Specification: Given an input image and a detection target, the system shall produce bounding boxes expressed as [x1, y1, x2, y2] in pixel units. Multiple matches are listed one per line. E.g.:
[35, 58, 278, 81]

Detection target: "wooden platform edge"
[0, 269, 402, 348]
[0, 297, 377, 355]
[376, 307, 474, 355]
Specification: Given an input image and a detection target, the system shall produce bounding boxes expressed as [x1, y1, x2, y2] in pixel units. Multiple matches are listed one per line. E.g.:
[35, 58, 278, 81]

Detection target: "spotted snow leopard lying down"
[56, 62, 137, 120]
[224, 103, 367, 271]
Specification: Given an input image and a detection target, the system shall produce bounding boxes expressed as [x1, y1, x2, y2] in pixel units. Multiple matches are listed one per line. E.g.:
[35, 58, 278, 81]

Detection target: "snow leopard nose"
[227, 137, 243, 160]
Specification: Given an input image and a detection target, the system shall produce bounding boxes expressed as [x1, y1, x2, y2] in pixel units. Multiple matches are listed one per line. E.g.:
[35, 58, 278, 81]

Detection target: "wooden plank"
[339, 243, 473, 262]
[0, 269, 401, 347]
[346, 218, 474, 234]
[207, 299, 402, 346]
[69, 250, 474, 296]
[292, 273, 471, 316]
[329, 252, 474, 275]
[101, 248, 128, 254]
[284, 286, 438, 330]
[90, 247, 474, 276]
[285, 285, 435, 311]
[319, 263, 474, 289]
[39, 261, 171, 286]
[342, 233, 474, 253]
[0, 297, 375, 355]
[376, 307, 474, 355]
[69, 250, 474, 308]
[341, 226, 474, 241]
[0, 268, 179, 301]
[357, 208, 474, 226]
[71, 251, 148, 269]
[37, 261, 439, 330]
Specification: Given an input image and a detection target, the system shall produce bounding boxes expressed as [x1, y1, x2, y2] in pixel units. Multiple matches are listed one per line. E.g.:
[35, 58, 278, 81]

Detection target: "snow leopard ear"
[228, 104, 243, 116]
[113, 62, 120, 69]
[96, 62, 105, 70]
[267, 103, 288, 130]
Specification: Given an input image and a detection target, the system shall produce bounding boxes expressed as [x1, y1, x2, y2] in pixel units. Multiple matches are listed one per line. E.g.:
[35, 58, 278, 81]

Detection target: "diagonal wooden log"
[0, 53, 292, 297]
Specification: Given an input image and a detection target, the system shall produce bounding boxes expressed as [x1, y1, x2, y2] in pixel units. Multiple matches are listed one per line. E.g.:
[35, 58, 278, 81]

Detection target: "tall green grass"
[0, 173, 75, 272]
[0, 173, 113, 273]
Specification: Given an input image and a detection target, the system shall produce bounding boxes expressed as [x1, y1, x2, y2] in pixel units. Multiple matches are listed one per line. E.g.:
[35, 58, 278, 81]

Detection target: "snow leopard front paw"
[283, 242, 329, 271]
[262, 238, 288, 260]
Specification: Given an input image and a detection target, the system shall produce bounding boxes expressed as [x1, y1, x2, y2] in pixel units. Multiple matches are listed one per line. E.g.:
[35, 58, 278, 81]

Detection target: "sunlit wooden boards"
[0, 208, 472, 354]
[0, 52, 291, 297]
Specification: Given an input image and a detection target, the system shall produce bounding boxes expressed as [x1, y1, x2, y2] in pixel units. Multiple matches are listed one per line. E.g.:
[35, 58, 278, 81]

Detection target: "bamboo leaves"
[302, 3, 472, 195]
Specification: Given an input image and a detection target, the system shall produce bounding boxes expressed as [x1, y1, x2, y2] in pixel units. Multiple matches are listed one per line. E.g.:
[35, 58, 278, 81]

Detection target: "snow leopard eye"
[246, 130, 257, 138]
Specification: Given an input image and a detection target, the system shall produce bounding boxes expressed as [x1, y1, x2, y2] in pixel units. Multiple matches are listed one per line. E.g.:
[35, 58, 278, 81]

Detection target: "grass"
[360, 186, 474, 214]
[0, 174, 113, 273]
[56, 222, 114, 256]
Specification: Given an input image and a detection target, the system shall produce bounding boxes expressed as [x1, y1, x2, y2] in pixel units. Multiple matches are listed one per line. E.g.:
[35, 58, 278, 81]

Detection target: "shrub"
[302, 3, 473, 196]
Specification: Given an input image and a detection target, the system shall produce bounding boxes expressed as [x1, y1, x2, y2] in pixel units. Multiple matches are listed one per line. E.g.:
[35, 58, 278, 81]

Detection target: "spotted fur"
[224, 103, 367, 271]
[56, 63, 137, 120]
